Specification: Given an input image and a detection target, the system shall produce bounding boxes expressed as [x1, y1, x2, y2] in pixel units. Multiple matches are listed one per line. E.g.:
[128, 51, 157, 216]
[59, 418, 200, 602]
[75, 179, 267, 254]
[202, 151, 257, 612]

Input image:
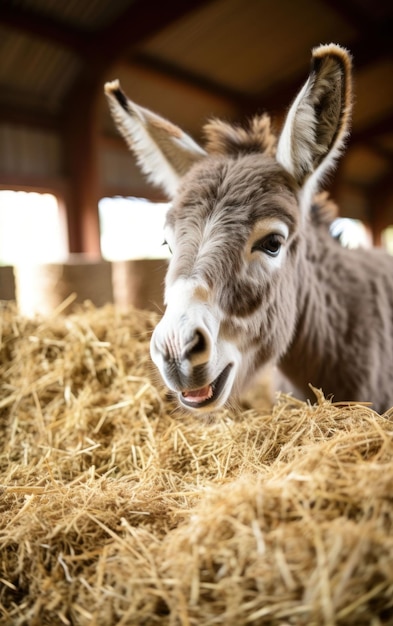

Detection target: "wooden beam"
[90, 0, 215, 64]
[0, 4, 92, 56]
[61, 0, 216, 256]
[0, 174, 66, 194]
[0, 102, 59, 130]
[0, 0, 216, 63]
[131, 52, 253, 112]
[62, 78, 101, 257]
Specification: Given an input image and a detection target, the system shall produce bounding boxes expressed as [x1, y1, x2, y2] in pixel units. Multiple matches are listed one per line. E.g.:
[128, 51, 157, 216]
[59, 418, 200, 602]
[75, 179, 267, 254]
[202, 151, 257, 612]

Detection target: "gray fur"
[106, 45, 393, 414]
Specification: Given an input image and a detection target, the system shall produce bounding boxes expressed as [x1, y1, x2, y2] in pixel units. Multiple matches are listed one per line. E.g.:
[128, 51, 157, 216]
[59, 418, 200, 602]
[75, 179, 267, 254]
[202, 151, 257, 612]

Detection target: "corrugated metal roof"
[138, 0, 356, 95]
[0, 0, 392, 235]
[0, 25, 81, 114]
[0, 124, 62, 176]
[6, 0, 134, 31]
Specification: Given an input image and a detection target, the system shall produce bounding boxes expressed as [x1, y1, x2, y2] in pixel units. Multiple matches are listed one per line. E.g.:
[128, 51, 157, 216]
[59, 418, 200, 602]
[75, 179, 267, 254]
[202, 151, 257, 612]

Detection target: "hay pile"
[0, 301, 393, 626]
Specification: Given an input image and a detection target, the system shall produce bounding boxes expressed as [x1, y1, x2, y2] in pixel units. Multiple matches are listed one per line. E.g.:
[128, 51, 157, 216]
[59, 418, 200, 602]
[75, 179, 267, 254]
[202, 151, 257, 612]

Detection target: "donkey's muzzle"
[162, 361, 210, 394]
[150, 295, 238, 411]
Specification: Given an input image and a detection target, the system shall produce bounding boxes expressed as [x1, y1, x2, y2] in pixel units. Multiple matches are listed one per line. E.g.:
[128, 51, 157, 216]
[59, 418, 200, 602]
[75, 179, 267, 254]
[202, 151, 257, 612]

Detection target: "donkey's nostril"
[183, 329, 207, 360]
[193, 330, 206, 354]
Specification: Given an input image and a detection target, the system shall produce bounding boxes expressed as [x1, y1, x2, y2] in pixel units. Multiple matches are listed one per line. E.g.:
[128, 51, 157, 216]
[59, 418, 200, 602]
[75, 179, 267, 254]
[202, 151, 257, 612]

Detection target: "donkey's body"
[106, 44, 393, 414]
[280, 205, 393, 412]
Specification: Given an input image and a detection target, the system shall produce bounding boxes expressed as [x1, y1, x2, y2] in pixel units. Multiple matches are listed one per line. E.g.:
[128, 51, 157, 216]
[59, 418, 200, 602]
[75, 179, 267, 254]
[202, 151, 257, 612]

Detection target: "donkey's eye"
[251, 234, 283, 257]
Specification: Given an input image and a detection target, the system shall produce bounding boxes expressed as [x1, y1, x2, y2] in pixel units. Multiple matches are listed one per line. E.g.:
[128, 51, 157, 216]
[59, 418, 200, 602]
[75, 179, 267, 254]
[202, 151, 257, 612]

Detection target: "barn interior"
[2, 4, 393, 625]
[1, 0, 393, 314]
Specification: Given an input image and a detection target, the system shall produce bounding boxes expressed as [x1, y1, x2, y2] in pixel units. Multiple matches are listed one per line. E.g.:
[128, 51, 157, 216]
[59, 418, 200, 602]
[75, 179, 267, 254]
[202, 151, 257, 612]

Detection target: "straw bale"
[0, 301, 392, 626]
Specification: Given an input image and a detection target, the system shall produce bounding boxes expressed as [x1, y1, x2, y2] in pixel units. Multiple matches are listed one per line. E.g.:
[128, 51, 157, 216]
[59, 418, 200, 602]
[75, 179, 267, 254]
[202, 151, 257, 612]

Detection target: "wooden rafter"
[0, 4, 92, 56]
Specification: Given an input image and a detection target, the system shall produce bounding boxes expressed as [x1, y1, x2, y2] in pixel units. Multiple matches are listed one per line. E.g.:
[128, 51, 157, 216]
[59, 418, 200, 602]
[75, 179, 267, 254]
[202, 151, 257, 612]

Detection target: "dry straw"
[0, 301, 392, 626]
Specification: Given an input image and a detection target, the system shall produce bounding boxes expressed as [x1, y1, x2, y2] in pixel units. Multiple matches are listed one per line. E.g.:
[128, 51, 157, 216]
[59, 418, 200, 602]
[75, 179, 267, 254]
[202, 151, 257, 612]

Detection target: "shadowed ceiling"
[1, 0, 393, 250]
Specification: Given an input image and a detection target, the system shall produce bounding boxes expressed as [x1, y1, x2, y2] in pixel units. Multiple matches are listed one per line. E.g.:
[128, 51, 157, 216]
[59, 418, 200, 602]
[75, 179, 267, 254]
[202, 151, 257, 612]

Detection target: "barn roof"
[1, 0, 393, 252]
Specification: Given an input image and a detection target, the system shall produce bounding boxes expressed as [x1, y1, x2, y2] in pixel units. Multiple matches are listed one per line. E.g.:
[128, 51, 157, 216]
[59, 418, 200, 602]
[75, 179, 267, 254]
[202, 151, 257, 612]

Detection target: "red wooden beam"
[61, 0, 216, 256]
[0, 4, 92, 56]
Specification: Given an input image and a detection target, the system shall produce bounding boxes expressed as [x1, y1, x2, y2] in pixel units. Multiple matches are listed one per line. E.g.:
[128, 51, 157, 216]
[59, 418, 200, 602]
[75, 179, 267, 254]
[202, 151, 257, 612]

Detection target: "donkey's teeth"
[182, 385, 213, 403]
[180, 364, 232, 410]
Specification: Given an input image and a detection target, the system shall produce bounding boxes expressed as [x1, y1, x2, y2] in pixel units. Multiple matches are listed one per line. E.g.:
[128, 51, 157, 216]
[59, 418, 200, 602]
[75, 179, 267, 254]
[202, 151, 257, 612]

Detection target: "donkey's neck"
[278, 225, 368, 402]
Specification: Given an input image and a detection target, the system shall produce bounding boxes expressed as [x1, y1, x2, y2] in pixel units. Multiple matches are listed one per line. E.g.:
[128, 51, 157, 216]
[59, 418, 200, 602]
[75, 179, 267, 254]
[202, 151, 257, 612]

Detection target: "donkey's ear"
[276, 44, 352, 188]
[105, 81, 207, 198]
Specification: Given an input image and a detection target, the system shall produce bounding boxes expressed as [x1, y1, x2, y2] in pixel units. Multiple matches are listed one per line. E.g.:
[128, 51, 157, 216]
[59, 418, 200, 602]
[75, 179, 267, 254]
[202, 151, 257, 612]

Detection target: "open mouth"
[180, 364, 233, 409]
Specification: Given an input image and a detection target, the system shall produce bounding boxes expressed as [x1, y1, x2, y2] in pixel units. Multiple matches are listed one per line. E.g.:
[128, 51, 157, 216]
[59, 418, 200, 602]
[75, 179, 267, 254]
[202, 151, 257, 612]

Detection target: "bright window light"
[99, 196, 171, 260]
[382, 226, 393, 255]
[330, 218, 371, 249]
[0, 191, 66, 265]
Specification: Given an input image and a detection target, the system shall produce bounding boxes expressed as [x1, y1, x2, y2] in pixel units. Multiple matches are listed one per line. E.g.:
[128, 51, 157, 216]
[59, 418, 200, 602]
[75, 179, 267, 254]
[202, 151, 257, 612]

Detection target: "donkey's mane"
[203, 115, 337, 226]
[203, 114, 277, 157]
[311, 191, 339, 226]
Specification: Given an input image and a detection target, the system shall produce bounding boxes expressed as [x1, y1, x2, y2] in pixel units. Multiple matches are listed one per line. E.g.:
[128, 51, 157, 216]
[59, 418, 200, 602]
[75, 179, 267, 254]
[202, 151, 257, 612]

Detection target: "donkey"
[105, 44, 393, 415]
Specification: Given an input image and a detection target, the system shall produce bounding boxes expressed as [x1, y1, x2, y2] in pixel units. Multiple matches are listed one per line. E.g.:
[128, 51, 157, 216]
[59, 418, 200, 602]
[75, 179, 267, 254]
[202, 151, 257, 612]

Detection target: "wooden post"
[367, 175, 393, 247]
[63, 78, 102, 258]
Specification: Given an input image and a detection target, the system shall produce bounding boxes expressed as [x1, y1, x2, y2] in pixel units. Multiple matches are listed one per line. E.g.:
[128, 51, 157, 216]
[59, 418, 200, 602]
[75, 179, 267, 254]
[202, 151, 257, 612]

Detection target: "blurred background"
[0, 0, 392, 315]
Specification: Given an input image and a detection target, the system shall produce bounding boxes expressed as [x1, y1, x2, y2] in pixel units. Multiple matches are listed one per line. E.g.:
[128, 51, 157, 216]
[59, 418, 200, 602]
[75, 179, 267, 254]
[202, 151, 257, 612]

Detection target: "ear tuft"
[105, 80, 130, 113]
[203, 115, 277, 157]
[311, 190, 339, 226]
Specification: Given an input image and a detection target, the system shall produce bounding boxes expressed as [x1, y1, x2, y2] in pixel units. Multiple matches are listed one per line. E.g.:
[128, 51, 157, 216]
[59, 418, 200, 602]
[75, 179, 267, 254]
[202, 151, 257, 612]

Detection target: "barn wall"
[0, 125, 167, 315]
[10, 258, 166, 316]
[99, 146, 153, 199]
[0, 124, 62, 178]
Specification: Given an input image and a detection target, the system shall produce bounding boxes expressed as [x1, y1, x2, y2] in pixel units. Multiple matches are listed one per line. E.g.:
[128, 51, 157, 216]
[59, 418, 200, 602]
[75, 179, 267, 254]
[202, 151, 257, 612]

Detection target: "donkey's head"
[105, 44, 352, 413]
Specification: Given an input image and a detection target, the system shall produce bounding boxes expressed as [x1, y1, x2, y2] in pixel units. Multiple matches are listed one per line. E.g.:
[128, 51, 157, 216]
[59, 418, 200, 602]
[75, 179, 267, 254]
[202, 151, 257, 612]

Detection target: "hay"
[0, 301, 392, 626]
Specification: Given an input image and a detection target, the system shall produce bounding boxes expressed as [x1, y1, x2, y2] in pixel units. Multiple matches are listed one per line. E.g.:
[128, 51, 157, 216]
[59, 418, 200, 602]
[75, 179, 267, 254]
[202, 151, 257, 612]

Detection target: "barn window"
[98, 196, 171, 260]
[381, 226, 393, 254]
[0, 191, 66, 265]
[330, 218, 371, 249]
